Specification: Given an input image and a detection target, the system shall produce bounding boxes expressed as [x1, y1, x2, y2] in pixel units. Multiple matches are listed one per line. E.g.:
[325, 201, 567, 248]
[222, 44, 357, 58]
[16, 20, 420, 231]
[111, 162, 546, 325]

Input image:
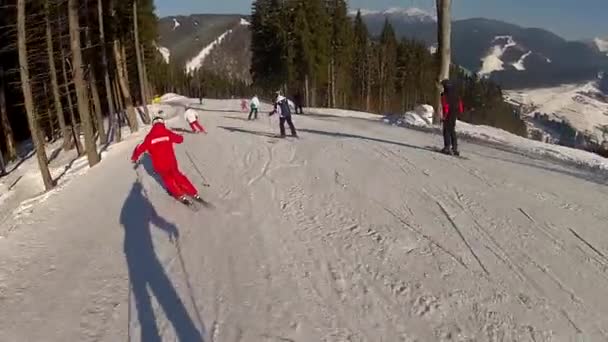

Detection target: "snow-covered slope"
[2, 98, 608, 341]
[504, 82, 608, 143]
[155, 44, 171, 63]
[479, 36, 518, 76]
[595, 37, 608, 55]
[185, 29, 233, 73]
[184, 18, 251, 73]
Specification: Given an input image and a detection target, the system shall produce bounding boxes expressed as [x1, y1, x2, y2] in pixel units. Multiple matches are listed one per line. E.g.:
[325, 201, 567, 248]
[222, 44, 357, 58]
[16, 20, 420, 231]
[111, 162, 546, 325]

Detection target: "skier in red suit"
[131, 116, 202, 205]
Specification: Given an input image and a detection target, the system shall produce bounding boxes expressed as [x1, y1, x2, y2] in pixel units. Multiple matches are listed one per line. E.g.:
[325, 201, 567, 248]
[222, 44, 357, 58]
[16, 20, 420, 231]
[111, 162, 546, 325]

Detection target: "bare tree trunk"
[84, 25, 107, 145]
[304, 75, 310, 108]
[43, 82, 57, 141]
[0, 66, 17, 160]
[331, 61, 336, 108]
[97, 0, 114, 143]
[141, 46, 153, 100]
[112, 76, 123, 142]
[45, 1, 69, 150]
[435, 0, 452, 124]
[133, 1, 151, 124]
[68, 0, 100, 166]
[18, 0, 54, 190]
[365, 50, 372, 112]
[61, 53, 82, 154]
[113, 39, 138, 132]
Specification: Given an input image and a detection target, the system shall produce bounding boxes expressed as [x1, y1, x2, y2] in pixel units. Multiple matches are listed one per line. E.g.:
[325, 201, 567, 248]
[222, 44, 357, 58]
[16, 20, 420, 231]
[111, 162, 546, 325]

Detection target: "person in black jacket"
[269, 92, 298, 137]
[440, 79, 464, 156]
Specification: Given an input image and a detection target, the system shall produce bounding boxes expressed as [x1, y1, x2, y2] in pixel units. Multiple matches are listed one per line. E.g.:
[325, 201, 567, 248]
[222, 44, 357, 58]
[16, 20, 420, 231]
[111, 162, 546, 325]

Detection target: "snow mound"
[386, 112, 608, 173]
[172, 18, 180, 30]
[185, 29, 233, 73]
[240, 18, 251, 26]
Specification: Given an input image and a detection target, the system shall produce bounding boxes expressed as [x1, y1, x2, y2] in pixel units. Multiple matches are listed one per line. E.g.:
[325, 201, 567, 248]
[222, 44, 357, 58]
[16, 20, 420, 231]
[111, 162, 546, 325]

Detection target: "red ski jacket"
[441, 95, 464, 120]
[131, 123, 183, 172]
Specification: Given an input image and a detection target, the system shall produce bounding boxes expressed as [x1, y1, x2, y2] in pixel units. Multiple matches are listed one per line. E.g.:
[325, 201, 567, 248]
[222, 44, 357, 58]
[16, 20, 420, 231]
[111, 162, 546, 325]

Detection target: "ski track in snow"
[1, 100, 608, 340]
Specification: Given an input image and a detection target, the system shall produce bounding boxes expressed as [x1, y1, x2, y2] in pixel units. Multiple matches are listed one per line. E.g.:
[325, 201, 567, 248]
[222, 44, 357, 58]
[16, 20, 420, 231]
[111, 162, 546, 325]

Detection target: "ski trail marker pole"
[185, 150, 210, 187]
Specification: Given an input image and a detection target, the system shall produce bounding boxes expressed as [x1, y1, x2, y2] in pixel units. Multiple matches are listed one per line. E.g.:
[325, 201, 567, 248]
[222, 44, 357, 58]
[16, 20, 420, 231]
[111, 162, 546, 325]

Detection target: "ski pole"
[185, 150, 210, 187]
[175, 238, 209, 340]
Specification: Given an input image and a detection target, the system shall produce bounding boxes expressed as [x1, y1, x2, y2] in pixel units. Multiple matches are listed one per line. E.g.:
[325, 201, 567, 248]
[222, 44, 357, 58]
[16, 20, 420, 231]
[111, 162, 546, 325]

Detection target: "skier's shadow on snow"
[140, 154, 167, 192]
[120, 181, 205, 342]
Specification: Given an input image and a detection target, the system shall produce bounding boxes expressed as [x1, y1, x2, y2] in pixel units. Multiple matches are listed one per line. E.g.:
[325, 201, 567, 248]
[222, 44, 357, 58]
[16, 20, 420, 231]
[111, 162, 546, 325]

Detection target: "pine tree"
[352, 11, 369, 110]
[328, 0, 353, 108]
[378, 19, 398, 113]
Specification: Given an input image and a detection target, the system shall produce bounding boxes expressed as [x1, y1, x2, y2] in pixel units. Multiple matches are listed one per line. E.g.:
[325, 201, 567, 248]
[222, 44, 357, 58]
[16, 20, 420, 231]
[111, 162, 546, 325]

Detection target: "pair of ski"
[179, 194, 214, 212]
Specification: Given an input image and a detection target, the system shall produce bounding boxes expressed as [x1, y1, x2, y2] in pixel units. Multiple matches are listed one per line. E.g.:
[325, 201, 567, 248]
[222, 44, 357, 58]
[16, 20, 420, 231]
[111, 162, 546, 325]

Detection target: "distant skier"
[248, 95, 260, 120]
[269, 91, 298, 137]
[241, 99, 248, 112]
[440, 79, 464, 156]
[294, 91, 304, 114]
[131, 116, 204, 205]
[184, 107, 207, 134]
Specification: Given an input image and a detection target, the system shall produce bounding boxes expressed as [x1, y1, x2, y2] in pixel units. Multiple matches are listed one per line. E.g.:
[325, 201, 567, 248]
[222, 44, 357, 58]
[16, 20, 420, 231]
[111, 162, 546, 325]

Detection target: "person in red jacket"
[441, 79, 464, 156]
[131, 116, 202, 205]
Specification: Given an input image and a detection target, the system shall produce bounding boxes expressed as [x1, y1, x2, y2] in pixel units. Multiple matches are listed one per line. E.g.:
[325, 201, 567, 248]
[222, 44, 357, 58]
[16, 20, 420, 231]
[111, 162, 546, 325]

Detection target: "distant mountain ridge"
[353, 8, 608, 89]
[155, 10, 608, 89]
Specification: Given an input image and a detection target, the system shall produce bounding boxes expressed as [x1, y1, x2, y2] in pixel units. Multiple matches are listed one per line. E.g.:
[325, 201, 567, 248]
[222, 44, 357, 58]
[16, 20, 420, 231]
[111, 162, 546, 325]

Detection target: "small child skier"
[241, 99, 248, 112]
[131, 116, 204, 205]
[248, 95, 260, 120]
[184, 107, 207, 134]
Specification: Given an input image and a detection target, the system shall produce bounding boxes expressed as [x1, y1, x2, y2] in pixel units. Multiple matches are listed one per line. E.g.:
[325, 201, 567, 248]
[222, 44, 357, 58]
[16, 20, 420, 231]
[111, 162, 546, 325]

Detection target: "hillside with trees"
[249, 0, 527, 137]
[0, 0, 168, 188]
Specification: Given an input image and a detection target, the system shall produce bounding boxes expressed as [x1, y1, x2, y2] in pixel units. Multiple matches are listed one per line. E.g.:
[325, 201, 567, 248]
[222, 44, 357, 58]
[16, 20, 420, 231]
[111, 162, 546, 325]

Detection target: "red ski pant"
[159, 167, 198, 198]
[189, 121, 206, 133]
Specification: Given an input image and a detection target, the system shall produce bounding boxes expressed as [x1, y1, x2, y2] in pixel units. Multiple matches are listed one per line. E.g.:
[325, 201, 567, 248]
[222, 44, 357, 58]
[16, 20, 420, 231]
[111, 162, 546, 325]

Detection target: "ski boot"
[452, 149, 460, 157]
[440, 147, 453, 155]
[179, 196, 193, 206]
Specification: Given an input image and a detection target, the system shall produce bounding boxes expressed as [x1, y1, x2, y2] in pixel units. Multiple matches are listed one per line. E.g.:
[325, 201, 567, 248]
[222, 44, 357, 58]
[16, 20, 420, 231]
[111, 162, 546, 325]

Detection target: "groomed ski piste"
[1, 94, 608, 341]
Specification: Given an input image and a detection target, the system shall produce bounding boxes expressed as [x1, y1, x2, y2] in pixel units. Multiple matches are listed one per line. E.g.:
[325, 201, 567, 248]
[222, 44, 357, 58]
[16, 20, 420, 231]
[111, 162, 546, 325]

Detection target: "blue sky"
[155, 0, 608, 40]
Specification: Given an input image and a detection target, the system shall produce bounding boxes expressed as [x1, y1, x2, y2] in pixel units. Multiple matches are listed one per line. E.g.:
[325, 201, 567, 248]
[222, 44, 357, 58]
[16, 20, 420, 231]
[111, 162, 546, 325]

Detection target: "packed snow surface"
[1, 98, 608, 341]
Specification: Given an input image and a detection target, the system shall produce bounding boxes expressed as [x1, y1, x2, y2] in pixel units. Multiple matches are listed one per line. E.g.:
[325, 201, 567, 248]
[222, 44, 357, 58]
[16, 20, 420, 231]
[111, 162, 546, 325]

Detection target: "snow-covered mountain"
[349, 7, 436, 24]
[157, 14, 252, 81]
[595, 37, 608, 55]
[504, 81, 608, 148]
[355, 9, 608, 89]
